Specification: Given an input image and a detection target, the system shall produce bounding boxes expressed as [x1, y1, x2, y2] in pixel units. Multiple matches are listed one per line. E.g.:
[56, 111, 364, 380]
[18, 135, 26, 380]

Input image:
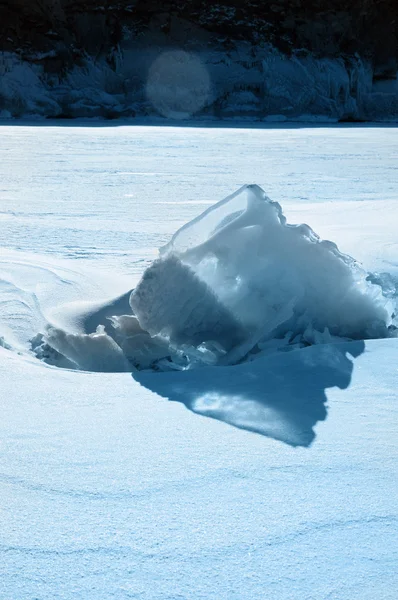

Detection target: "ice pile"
[37, 185, 394, 372]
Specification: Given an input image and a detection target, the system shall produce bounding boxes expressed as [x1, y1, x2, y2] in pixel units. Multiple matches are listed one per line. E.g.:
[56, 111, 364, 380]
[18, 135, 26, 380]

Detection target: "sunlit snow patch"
[35, 185, 395, 372]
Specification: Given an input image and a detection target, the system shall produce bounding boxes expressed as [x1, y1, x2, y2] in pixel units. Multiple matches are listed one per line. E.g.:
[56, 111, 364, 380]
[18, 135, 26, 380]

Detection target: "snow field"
[0, 124, 397, 600]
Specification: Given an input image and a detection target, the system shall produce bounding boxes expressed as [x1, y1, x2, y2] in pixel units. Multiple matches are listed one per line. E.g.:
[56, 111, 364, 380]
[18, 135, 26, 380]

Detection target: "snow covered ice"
[0, 124, 397, 600]
[35, 184, 395, 373]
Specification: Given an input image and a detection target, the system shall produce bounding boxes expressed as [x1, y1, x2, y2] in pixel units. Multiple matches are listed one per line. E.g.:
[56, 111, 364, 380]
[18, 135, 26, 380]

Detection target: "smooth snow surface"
[0, 124, 397, 600]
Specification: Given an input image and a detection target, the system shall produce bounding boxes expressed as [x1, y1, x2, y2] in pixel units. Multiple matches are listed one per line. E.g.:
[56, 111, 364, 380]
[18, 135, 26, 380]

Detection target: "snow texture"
[0, 124, 397, 600]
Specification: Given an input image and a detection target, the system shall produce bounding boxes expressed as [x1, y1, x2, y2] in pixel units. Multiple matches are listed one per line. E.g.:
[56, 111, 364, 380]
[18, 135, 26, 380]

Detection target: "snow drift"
[35, 185, 395, 372]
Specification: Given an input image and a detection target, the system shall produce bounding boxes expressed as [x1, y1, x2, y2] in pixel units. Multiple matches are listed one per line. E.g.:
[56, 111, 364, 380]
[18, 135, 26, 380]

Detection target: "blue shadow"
[134, 340, 365, 447]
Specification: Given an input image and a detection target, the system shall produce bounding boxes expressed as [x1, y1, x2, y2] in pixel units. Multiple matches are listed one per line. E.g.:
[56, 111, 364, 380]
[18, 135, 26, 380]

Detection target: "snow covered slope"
[0, 124, 397, 599]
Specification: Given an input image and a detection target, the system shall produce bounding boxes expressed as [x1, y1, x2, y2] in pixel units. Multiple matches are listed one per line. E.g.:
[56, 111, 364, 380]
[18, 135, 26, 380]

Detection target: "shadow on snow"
[133, 340, 365, 448]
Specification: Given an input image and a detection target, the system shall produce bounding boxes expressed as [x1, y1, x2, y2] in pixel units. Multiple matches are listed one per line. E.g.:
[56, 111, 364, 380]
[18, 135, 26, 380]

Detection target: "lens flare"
[146, 50, 211, 118]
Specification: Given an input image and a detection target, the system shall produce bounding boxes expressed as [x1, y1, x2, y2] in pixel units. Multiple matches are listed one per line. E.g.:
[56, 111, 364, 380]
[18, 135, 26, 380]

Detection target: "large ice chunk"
[131, 185, 392, 364]
[35, 185, 394, 372]
[130, 255, 246, 350]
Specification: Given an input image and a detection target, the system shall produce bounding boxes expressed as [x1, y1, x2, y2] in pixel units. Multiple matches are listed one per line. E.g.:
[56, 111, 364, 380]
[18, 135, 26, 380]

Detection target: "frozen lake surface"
[1, 123, 398, 271]
[0, 123, 397, 600]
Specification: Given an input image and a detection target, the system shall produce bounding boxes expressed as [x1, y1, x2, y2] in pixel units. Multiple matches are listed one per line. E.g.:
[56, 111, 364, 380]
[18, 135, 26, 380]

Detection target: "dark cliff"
[0, 1, 397, 120]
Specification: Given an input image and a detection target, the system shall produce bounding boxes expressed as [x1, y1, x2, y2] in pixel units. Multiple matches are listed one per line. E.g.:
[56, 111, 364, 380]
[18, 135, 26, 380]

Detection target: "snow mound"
[34, 185, 395, 372]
